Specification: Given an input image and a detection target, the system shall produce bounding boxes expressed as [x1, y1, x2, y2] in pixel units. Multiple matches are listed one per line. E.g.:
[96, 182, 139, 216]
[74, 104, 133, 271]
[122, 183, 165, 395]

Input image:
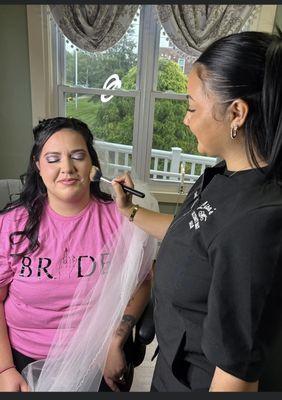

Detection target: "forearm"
[111, 174, 173, 240]
[122, 206, 173, 240]
[112, 278, 151, 347]
[209, 367, 258, 392]
[0, 303, 14, 370]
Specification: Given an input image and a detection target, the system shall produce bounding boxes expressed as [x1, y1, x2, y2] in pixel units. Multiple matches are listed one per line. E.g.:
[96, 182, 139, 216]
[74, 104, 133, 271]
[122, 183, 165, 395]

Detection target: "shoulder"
[238, 178, 282, 227]
[0, 206, 28, 233]
[213, 175, 282, 235]
[89, 198, 124, 225]
[209, 205, 282, 260]
[245, 177, 282, 208]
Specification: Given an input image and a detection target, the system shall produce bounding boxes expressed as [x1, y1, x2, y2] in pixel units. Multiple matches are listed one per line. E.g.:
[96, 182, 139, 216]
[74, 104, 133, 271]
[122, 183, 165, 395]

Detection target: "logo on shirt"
[18, 250, 111, 280]
[189, 200, 216, 230]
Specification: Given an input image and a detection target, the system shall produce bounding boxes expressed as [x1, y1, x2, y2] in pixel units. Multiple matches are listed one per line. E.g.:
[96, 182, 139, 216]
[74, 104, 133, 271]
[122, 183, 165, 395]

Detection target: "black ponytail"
[262, 27, 282, 181]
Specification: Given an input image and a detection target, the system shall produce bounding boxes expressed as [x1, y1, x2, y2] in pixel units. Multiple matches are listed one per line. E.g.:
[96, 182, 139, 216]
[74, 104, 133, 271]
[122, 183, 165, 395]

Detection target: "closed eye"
[187, 108, 196, 113]
[46, 156, 60, 163]
[71, 152, 85, 160]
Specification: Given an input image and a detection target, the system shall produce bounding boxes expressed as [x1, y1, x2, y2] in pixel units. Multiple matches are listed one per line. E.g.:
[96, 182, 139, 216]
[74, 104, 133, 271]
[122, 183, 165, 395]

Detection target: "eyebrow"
[186, 94, 194, 101]
[43, 149, 87, 157]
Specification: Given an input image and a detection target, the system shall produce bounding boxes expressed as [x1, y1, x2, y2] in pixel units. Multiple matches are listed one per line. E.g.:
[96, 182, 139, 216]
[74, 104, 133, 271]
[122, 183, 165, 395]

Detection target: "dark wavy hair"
[195, 28, 282, 182]
[0, 117, 112, 257]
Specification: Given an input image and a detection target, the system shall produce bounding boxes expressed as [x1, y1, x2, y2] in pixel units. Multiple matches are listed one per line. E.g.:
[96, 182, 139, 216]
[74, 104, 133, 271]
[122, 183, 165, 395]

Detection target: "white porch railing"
[95, 140, 217, 183]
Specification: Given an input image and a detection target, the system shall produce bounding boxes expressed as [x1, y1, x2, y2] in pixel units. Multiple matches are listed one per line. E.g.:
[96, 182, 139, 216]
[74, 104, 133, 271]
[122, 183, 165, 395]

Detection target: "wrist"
[110, 334, 126, 349]
[129, 204, 140, 222]
[120, 203, 134, 218]
[0, 365, 16, 375]
[112, 314, 136, 347]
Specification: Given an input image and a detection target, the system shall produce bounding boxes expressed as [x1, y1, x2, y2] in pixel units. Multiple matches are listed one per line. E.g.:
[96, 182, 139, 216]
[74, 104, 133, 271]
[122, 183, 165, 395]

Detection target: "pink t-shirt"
[0, 199, 125, 359]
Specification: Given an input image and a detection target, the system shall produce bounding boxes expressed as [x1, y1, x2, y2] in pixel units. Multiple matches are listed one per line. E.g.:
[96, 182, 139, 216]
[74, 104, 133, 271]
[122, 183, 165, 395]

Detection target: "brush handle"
[120, 183, 145, 198]
[99, 176, 145, 198]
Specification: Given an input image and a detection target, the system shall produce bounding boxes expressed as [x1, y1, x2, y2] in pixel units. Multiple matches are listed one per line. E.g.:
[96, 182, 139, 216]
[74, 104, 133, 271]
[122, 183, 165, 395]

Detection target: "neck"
[223, 149, 268, 172]
[225, 159, 268, 172]
[48, 195, 91, 217]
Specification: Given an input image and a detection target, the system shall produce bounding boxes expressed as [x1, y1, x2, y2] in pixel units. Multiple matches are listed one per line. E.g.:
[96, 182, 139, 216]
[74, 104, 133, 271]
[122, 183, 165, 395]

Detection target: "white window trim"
[27, 5, 59, 125]
[132, 5, 160, 183]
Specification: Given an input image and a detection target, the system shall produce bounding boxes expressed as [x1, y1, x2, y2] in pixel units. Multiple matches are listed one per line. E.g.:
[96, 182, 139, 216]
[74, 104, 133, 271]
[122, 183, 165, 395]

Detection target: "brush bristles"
[89, 166, 101, 182]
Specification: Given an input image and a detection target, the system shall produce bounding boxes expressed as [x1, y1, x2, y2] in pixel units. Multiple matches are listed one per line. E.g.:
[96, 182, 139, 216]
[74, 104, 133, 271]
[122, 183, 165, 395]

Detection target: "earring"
[230, 125, 238, 139]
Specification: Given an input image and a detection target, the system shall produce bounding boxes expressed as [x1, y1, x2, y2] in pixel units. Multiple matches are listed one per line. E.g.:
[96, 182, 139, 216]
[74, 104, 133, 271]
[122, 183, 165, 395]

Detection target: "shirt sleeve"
[202, 206, 282, 382]
[0, 213, 14, 287]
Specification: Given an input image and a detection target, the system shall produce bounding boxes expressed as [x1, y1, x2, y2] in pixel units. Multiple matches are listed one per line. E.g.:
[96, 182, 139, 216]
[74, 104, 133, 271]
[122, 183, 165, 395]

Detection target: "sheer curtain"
[48, 4, 138, 52]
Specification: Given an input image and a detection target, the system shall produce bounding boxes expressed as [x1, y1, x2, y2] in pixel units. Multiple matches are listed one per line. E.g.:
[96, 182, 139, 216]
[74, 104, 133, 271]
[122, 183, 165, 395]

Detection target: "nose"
[183, 111, 190, 127]
[61, 157, 76, 175]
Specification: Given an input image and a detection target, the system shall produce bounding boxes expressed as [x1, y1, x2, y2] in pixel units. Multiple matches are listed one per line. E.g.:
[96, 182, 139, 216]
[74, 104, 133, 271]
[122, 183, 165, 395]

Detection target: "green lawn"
[66, 96, 99, 131]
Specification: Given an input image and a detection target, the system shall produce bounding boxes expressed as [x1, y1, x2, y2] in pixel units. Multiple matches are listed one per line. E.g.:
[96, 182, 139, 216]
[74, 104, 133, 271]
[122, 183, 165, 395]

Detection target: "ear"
[228, 99, 249, 128]
[35, 160, 41, 174]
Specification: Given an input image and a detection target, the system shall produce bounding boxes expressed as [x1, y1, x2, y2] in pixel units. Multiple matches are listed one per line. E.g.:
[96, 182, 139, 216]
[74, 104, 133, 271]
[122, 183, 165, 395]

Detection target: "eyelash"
[187, 108, 195, 113]
[46, 154, 85, 163]
[47, 158, 59, 163]
[72, 155, 85, 160]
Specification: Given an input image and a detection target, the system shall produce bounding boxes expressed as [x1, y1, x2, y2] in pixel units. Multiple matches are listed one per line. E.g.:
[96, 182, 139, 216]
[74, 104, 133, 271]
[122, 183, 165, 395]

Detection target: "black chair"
[0, 178, 23, 209]
[133, 296, 156, 366]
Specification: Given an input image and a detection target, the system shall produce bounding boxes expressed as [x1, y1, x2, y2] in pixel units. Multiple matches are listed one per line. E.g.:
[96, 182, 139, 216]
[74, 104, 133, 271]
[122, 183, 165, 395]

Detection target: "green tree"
[93, 58, 198, 155]
[65, 27, 137, 88]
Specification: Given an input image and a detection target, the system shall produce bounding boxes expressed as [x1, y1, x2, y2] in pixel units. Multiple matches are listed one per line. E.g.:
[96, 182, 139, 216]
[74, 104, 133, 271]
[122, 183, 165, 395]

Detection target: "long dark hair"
[0, 117, 112, 257]
[195, 29, 282, 182]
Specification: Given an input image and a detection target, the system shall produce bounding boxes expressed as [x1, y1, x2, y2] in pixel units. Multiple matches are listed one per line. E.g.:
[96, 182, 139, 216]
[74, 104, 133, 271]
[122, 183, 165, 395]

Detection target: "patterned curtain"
[156, 5, 261, 57]
[48, 4, 138, 52]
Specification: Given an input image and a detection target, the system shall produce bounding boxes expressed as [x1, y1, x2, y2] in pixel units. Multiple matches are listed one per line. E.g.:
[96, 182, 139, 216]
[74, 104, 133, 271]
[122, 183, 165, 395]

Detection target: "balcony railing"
[95, 140, 217, 183]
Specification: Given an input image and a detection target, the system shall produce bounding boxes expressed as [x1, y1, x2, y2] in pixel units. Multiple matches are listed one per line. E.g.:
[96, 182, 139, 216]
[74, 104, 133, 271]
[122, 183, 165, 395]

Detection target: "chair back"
[0, 179, 22, 209]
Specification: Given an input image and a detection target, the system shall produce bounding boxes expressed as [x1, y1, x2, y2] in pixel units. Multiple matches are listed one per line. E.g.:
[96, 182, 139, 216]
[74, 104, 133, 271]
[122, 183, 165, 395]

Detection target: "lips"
[58, 179, 79, 185]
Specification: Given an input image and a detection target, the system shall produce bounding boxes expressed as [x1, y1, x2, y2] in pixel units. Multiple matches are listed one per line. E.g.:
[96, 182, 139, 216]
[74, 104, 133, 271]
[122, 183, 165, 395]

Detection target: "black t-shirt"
[153, 162, 282, 391]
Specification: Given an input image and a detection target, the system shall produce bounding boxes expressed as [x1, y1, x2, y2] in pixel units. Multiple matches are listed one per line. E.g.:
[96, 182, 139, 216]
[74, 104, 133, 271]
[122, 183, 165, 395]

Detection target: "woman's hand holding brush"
[111, 172, 135, 214]
[89, 166, 142, 219]
[98, 167, 172, 237]
[111, 170, 173, 238]
[90, 166, 145, 198]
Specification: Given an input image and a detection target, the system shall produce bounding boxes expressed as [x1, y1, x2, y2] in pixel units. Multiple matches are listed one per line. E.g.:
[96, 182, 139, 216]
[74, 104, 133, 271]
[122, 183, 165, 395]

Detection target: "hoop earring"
[231, 125, 238, 139]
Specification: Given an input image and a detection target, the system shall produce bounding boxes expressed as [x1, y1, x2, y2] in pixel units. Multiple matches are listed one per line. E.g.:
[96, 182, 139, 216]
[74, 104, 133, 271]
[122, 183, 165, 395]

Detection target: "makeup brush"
[90, 166, 145, 198]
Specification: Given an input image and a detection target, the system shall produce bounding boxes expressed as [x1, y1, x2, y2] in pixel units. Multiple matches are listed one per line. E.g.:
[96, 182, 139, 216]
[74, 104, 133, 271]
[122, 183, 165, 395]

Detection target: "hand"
[0, 368, 29, 392]
[111, 172, 134, 216]
[103, 341, 127, 392]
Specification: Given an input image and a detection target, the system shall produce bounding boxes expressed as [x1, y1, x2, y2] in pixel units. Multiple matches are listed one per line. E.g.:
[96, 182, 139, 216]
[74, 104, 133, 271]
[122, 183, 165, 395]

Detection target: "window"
[54, 5, 217, 194]
[178, 58, 185, 72]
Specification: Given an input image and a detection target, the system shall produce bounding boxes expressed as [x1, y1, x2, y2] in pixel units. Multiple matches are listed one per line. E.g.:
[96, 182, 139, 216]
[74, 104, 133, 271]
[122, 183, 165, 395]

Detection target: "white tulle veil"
[22, 173, 158, 392]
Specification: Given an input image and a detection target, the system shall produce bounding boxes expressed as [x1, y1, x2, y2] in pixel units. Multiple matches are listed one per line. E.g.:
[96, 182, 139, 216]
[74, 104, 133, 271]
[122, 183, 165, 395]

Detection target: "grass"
[66, 96, 99, 129]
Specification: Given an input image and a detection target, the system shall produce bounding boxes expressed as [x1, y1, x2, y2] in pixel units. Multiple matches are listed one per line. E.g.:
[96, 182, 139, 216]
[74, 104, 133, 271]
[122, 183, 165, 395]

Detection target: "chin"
[197, 143, 206, 155]
[197, 143, 217, 157]
[58, 188, 87, 202]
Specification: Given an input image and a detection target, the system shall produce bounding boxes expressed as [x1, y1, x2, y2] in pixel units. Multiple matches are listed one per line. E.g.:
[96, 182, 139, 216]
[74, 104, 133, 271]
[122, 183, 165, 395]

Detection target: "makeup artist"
[112, 30, 282, 392]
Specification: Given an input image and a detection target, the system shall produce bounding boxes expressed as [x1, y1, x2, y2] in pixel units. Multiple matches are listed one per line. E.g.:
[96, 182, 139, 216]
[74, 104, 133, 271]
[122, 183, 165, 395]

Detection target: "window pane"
[64, 9, 140, 89]
[66, 93, 134, 177]
[157, 27, 195, 94]
[151, 99, 216, 182]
